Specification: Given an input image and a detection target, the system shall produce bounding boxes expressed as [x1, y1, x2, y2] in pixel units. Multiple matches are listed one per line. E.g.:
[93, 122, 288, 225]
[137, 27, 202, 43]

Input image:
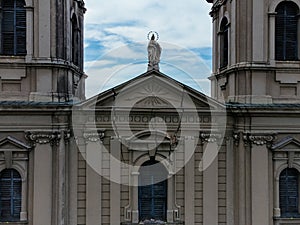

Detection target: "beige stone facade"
[0, 0, 300, 225]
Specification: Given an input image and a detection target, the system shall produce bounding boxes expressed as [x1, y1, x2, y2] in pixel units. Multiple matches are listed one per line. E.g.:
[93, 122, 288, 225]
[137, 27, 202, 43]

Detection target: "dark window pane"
[1, 0, 26, 55]
[72, 15, 79, 65]
[275, 2, 299, 60]
[0, 169, 22, 222]
[138, 160, 168, 221]
[220, 18, 229, 68]
[279, 168, 300, 217]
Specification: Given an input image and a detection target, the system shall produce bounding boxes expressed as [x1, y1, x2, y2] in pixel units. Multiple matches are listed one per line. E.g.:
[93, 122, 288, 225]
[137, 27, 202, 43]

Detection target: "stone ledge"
[0, 222, 28, 225]
[228, 95, 273, 104]
[121, 222, 184, 225]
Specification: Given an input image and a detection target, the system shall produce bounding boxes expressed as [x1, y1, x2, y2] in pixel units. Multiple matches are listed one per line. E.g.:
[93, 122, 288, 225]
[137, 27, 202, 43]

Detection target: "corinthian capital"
[243, 133, 276, 146]
[200, 131, 222, 144]
[25, 130, 62, 146]
[83, 129, 105, 143]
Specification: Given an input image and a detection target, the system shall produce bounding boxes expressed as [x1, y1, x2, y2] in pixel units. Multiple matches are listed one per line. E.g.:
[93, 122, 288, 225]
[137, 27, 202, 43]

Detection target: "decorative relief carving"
[135, 96, 170, 107]
[210, 0, 228, 17]
[169, 134, 178, 149]
[95, 115, 211, 124]
[64, 130, 71, 141]
[200, 132, 222, 144]
[233, 132, 240, 146]
[83, 130, 105, 143]
[25, 130, 62, 146]
[246, 134, 275, 146]
[25, 130, 70, 146]
[76, 0, 86, 10]
[233, 132, 276, 146]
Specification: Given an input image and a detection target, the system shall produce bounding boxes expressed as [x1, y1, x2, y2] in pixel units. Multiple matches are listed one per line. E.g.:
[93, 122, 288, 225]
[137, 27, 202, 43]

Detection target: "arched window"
[71, 14, 80, 66]
[275, 2, 299, 61]
[279, 168, 300, 217]
[0, 0, 26, 55]
[138, 160, 168, 222]
[0, 169, 22, 222]
[220, 18, 229, 68]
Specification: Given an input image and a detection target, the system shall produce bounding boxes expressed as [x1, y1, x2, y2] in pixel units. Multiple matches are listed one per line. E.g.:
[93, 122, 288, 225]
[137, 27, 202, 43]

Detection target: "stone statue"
[147, 34, 162, 71]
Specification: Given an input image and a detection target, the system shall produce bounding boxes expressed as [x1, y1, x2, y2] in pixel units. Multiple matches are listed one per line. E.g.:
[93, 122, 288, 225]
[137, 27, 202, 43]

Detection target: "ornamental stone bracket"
[25, 130, 71, 146]
[209, 0, 228, 18]
[169, 134, 178, 149]
[233, 132, 277, 147]
[83, 129, 105, 143]
[200, 131, 223, 144]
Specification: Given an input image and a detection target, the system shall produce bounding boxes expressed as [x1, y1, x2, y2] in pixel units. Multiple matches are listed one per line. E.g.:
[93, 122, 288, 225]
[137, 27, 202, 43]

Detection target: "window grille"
[1, 0, 26, 55]
[275, 2, 299, 61]
[138, 160, 167, 221]
[279, 168, 300, 217]
[0, 169, 22, 222]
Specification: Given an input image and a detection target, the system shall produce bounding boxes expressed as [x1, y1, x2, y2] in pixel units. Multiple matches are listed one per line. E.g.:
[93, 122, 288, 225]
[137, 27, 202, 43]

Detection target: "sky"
[83, 0, 213, 98]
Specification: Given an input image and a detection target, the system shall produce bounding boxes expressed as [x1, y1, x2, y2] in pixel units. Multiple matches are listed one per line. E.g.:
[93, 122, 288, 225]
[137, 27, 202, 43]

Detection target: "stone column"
[38, 0, 51, 57]
[231, 2, 236, 65]
[20, 177, 28, 221]
[25, 5, 33, 61]
[57, 130, 67, 225]
[131, 171, 139, 223]
[268, 12, 277, 65]
[273, 172, 281, 218]
[252, 0, 265, 61]
[167, 151, 176, 223]
[167, 175, 174, 222]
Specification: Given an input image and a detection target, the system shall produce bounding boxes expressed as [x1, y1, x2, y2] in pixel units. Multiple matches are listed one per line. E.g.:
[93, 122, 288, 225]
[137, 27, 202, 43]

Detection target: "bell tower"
[206, 0, 300, 104]
[0, 0, 86, 102]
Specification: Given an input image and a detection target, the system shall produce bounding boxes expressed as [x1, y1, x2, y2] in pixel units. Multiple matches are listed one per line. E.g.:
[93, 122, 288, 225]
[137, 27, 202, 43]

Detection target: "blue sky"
[83, 0, 213, 98]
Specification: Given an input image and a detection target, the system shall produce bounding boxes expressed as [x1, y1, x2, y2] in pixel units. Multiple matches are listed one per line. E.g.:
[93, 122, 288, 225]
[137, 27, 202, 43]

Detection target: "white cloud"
[84, 0, 213, 98]
[84, 0, 212, 48]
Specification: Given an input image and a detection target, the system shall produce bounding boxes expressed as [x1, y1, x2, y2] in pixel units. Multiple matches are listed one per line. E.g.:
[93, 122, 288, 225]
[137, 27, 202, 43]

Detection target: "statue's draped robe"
[148, 40, 162, 71]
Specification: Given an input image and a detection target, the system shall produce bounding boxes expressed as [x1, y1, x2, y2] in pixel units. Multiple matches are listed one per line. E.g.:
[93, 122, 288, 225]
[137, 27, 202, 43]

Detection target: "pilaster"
[25, 130, 61, 225]
[83, 130, 104, 225]
[110, 137, 121, 225]
[131, 171, 139, 223]
[184, 136, 195, 224]
[246, 133, 275, 225]
[234, 132, 276, 225]
[201, 132, 221, 225]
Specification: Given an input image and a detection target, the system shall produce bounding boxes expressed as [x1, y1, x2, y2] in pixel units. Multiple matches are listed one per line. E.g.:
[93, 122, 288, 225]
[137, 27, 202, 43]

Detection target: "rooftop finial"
[147, 31, 162, 71]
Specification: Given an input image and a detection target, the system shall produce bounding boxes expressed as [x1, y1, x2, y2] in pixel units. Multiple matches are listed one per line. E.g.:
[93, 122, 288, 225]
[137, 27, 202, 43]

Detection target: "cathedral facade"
[0, 0, 300, 225]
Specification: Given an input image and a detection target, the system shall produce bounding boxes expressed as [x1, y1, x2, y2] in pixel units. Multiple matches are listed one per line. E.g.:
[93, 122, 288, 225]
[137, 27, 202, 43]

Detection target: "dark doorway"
[138, 159, 168, 221]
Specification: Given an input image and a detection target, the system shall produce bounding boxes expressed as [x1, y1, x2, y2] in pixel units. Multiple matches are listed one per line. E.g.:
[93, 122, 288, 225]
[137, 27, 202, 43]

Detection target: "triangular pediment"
[78, 70, 224, 111]
[272, 136, 300, 151]
[0, 136, 31, 151]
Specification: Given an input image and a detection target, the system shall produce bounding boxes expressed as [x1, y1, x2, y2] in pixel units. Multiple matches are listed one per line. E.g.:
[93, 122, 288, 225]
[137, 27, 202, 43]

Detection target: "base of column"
[274, 208, 281, 217]
[20, 211, 28, 221]
[167, 210, 174, 222]
[132, 210, 139, 223]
